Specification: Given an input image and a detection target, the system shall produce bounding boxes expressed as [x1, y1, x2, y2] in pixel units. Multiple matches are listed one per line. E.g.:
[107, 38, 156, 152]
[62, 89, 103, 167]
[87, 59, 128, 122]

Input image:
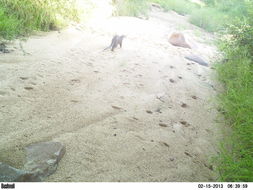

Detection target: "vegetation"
[214, 12, 253, 182]
[150, 0, 198, 16]
[0, 0, 80, 39]
[112, 0, 253, 182]
[112, 0, 149, 17]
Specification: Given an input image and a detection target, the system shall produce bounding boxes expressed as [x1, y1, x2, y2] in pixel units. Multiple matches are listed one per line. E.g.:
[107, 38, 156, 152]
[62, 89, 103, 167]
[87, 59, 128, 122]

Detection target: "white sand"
[0, 6, 222, 181]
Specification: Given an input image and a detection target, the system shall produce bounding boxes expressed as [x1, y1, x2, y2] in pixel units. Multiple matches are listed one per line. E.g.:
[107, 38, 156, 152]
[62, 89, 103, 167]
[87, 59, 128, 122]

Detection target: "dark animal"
[104, 35, 126, 51]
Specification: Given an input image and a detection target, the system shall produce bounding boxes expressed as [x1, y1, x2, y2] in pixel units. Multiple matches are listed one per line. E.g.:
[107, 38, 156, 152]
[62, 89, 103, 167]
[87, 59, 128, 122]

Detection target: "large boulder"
[24, 141, 66, 181]
[168, 32, 191, 49]
[0, 141, 65, 182]
[0, 162, 37, 182]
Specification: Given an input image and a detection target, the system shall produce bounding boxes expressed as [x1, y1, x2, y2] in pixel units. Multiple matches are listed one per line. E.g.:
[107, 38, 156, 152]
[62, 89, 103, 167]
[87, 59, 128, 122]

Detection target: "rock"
[24, 141, 66, 181]
[0, 162, 37, 182]
[185, 54, 208, 67]
[0, 42, 11, 53]
[168, 32, 191, 49]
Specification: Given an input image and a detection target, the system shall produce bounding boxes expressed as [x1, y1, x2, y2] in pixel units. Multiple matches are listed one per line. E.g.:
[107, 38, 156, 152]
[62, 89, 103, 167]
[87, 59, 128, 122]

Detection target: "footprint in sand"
[70, 100, 79, 103]
[20, 77, 29, 80]
[159, 123, 168, 127]
[180, 120, 190, 127]
[70, 79, 81, 85]
[159, 141, 170, 148]
[155, 108, 162, 113]
[184, 151, 192, 157]
[181, 103, 188, 108]
[191, 95, 198, 100]
[24, 87, 34, 90]
[169, 79, 175, 83]
[112, 105, 123, 110]
[135, 74, 143, 78]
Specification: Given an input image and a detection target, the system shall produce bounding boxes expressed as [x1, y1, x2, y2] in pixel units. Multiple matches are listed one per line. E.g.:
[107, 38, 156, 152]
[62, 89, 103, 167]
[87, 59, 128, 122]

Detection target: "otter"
[104, 35, 126, 51]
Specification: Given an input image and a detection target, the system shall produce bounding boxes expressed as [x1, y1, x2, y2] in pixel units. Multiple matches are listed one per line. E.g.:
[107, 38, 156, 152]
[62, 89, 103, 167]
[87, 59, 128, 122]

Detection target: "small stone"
[146, 110, 153, 114]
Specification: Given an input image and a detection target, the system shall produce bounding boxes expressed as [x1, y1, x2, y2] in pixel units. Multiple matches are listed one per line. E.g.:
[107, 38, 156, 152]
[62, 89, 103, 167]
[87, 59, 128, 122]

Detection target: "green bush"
[113, 0, 149, 17]
[150, 0, 197, 15]
[189, 8, 229, 32]
[0, 6, 22, 39]
[214, 5, 253, 180]
[215, 45, 253, 181]
[0, 0, 80, 39]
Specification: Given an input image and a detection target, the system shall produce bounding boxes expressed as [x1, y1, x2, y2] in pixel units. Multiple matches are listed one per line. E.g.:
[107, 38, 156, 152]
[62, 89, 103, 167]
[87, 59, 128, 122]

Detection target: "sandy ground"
[0, 5, 222, 181]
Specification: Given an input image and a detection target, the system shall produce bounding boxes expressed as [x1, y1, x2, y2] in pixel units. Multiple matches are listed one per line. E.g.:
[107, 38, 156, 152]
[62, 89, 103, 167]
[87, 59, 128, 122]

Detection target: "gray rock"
[0, 162, 38, 182]
[0, 43, 10, 53]
[24, 141, 66, 181]
[185, 55, 208, 67]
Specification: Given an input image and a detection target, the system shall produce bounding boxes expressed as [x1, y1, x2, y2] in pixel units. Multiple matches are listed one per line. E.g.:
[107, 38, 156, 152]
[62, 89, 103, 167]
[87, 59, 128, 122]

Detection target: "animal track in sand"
[146, 110, 153, 114]
[111, 105, 123, 110]
[169, 79, 175, 83]
[181, 103, 188, 108]
[24, 87, 34, 90]
[184, 151, 192, 157]
[70, 79, 81, 85]
[180, 120, 190, 127]
[70, 100, 79, 103]
[191, 95, 198, 100]
[159, 123, 168, 127]
[159, 141, 170, 148]
[155, 108, 162, 113]
[20, 77, 29, 80]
